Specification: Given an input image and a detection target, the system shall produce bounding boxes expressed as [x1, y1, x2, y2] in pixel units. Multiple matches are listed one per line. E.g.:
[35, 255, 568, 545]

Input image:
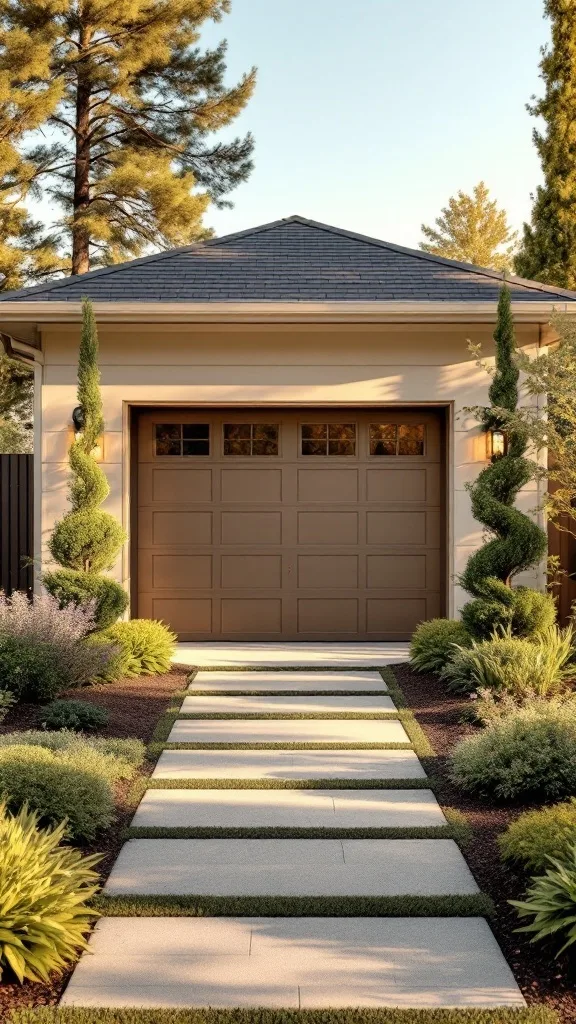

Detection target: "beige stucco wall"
[38, 320, 545, 619]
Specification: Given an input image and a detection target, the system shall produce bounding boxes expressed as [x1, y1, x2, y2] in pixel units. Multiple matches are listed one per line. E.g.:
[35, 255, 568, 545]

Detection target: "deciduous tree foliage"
[420, 182, 517, 271]
[0, 352, 33, 452]
[515, 0, 576, 288]
[0, 0, 256, 276]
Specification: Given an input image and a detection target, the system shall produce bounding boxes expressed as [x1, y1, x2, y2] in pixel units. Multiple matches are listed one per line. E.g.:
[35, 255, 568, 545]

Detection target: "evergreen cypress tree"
[420, 182, 517, 271]
[0, 1, 256, 275]
[44, 300, 128, 629]
[515, 0, 576, 288]
[460, 286, 553, 638]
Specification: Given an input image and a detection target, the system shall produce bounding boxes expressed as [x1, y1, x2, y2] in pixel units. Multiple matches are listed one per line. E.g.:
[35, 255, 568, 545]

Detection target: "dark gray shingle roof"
[2, 215, 576, 303]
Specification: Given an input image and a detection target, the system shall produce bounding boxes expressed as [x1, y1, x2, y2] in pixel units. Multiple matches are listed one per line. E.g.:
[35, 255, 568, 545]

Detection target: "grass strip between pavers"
[176, 712, 401, 720]
[187, 666, 389, 673]
[8, 1007, 557, 1024]
[124, 825, 457, 839]
[380, 668, 435, 759]
[187, 690, 392, 696]
[92, 892, 494, 918]
[150, 742, 414, 756]
[146, 777, 437, 790]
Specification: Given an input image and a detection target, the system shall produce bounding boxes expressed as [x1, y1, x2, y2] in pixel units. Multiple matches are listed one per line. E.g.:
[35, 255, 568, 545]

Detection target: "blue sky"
[200, 0, 549, 248]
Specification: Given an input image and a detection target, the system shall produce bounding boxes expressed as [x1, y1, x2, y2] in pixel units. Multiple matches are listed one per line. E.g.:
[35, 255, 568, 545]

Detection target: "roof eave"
[0, 299, 574, 327]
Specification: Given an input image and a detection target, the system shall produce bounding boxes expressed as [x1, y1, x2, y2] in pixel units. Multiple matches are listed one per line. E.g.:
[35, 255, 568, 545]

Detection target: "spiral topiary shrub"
[0, 801, 100, 983]
[460, 286, 549, 640]
[409, 618, 471, 673]
[44, 300, 127, 628]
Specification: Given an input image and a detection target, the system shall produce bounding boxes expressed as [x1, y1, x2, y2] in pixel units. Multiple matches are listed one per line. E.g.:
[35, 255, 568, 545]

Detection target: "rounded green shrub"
[440, 626, 574, 696]
[101, 619, 176, 676]
[450, 697, 576, 802]
[409, 618, 471, 673]
[499, 800, 576, 872]
[460, 287, 548, 639]
[461, 585, 556, 641]
[0, 744, 115, 840]
[0, 801, 100, 983]
[43, 569, 128, 630]
[49, 508, 126, 574]
[41, 699, 109, 732]
[0, 729, 144, 781]
[0, 634, 67, 702]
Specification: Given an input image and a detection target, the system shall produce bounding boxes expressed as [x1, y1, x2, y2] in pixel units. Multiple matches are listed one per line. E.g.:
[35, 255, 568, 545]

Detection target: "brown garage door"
[136, 408, 444, 641]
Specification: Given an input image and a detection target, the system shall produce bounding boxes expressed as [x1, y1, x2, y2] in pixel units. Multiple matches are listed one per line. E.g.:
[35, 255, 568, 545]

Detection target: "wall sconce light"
[71, 405, 103, 460]
[487, 427, 507, 462]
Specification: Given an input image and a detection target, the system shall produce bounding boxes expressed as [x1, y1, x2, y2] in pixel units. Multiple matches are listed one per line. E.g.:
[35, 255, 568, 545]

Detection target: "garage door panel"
[297, 469, 359, 502]
[137, 408, 445, 640]
[221, 511, 282, 544]
[221, 598, 282, 634]
[221, 555, 282, 589]
[298, 598, 359, 634]
[221, 469, 282, 503]
[298, 511, 359, 544]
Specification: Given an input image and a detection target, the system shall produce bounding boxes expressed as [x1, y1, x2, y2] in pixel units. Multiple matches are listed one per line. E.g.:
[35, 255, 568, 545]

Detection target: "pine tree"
[515, 0, 576, 288]
[0, 1, 256, 275]
[460, 287, 553, 639]
[44, 300, 128, 629]
[420, 182, 517, 271]
[0, 352, 33, 453]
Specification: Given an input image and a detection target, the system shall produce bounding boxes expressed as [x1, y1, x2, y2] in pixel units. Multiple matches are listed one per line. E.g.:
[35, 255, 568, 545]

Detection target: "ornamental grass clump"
[499, 800, 576, 872]
[409, 618, 471, 673]
[440, 625, 575, 697]
[0, 801, 100, 983]
[101, 619, 176, 676]
[510, 840, 576, 955]
[43, 300, 127, 630]
[0, 591, 116, 700]
[450, 696, 576, 802]
[460, 287, 550, 641]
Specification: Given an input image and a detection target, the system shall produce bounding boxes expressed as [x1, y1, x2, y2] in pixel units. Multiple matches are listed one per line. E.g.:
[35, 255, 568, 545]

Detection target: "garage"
[136, 408, 445, 641]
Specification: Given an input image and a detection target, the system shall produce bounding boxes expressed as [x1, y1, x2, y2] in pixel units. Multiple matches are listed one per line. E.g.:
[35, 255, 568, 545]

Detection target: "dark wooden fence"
[0, 454, 34, 596]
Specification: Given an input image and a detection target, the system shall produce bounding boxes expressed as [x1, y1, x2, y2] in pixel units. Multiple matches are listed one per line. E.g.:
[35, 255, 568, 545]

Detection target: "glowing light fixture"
[71, 405, 103, 460]
[487, 427, 507, 462]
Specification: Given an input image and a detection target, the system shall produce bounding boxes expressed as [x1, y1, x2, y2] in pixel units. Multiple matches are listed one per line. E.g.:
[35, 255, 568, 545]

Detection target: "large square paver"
[104, 838, 479, 896]
[152, 748, 426, 780]
[131, 789, 446, 829]
[167, 718, 409, 744]
[180, 694, 396, 714]
[191, 671, 387, 692]
[61, 917, 524, 1007]
[176, 642, 409, 668]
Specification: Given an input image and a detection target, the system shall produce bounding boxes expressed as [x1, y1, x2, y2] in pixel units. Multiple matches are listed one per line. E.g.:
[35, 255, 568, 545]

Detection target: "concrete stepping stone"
[61, 916, 525, 1008]
[167, 718, 409, 745]
[131, 789, 446, 829]
[104, 838, 479, 896]
[152, 748, 426, 780]
[180, 694, 396, 714]
[191, 670, 387, 692]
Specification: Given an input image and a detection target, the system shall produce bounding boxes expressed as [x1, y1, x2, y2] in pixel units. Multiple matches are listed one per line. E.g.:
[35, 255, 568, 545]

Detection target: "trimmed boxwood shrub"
[499, 799, 576, 872]
[0, 744, 114, 841]
[409, 619, 471, 674]
[450, 697, 576, 802]
[41, 699, 109, 732]
[101, 619, 176, 676]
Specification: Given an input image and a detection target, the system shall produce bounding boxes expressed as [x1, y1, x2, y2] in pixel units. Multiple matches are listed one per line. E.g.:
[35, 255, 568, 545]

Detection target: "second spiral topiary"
[460, 285, 553, 639]
[43, 300, 128, 629]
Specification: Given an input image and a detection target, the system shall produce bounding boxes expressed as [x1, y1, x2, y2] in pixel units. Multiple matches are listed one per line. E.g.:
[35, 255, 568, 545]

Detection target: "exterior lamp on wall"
[71, 405, 103, 460]
[487, 427, 507, 462]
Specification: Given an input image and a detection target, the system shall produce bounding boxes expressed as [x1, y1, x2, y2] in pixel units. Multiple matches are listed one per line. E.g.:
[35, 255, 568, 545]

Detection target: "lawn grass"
[9, 1009, 556, 1024]
[187, 690, 391, 697]
[149, 742, 415, 756]
[146, 777, 437, 790]
[175, 712, 401, 720]
[92, 892, 495, 918]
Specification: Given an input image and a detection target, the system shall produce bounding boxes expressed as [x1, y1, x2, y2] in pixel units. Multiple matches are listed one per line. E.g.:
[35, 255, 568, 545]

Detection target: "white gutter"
[0, 300, 574, 325]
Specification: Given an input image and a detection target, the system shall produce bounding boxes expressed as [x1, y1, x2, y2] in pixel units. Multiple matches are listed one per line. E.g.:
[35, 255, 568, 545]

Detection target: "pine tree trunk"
[71, 29, 92, 276]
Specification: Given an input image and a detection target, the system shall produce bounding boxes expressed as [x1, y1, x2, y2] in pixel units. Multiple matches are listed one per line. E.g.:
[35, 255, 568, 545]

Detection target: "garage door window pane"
[302, 424, 356, 455]
[155, 424, 210, 456]
[370, 424, 424, 456]
[224, 424, 279, 455]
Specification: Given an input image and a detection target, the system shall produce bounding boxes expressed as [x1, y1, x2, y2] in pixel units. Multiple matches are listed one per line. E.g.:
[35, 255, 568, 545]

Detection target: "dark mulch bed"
[393, 662, 576, 1024]
[0, 665, 190, 1020]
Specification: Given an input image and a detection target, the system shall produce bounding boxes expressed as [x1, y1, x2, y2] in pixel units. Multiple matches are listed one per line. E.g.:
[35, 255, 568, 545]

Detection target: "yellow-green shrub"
[0, 801, 100, 983]
[499, 800, 576, 871]
[101, 619, 176, 676]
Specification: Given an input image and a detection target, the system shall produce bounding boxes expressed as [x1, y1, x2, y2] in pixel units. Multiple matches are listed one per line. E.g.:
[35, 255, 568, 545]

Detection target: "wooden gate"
[0, 454, 34, 596]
